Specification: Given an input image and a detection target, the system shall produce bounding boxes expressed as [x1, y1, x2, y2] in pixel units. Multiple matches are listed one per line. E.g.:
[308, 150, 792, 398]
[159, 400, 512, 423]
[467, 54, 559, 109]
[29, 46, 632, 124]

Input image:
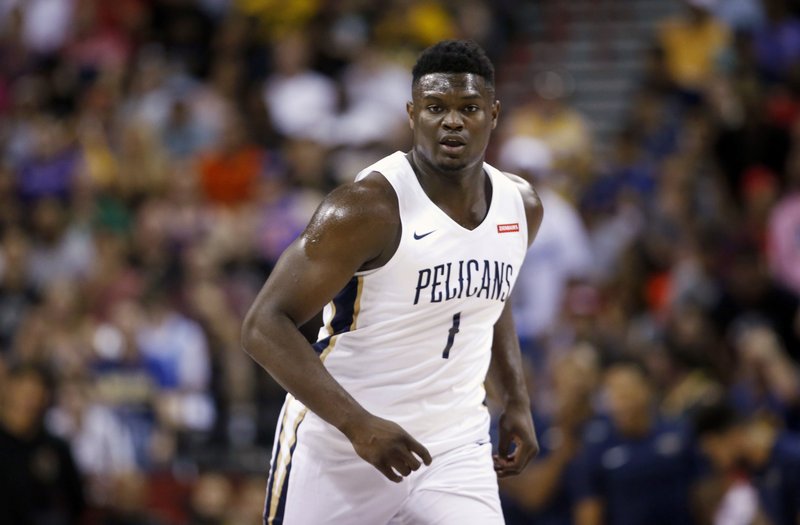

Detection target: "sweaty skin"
[241, 72, 542, 482]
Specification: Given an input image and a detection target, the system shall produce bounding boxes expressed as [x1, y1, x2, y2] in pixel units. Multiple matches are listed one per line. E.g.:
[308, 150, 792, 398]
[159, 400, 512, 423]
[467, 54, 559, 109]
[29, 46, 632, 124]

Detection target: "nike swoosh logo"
[414, 230, 436, 240]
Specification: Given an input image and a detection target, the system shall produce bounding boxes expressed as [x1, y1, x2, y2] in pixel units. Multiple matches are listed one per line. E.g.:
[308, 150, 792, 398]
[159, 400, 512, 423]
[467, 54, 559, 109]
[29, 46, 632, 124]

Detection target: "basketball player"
[242, 40, 543, 524]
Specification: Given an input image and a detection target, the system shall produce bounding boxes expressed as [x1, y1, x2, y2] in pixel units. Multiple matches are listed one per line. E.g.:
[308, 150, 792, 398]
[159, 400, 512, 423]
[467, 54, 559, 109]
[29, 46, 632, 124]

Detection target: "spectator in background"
[500, 346, 600, 525]
[115, 121, 171, 201]
[728, 323, 800, 431]
[224, 475, 268, 525]
[0, 363, 85, 525]
[46, 375, 137, 506]
[573, 359, 698, 525]
[14, 279, 93, 377]
[90, 299, 158, 468]
[186, 472, 232, 525]
[657, 0, 731, 96]
[161, 100, 208, 161]
[711, 238, 800, 363]
[100, 471, 164, 525]
[500, 136, 593, 363]
[136, 282, 215, 439]
[0, 227, 38, 353]
[373, 0, 457, 49]
[768, 167, 800, 297]
[333, 45, 411, 148]
[16, 116, 81, 203]
[711, 0, 765, 33]
[26, 198, 95, 291]
[658, 304, 725, 419]
[13, 0, 74, 56]
[504, 71, 594, 184]
[197, 110, 265, 208]
[262, 31, 337, 142]
[753, 0, 800, 82]
[693, 401, 800, 525]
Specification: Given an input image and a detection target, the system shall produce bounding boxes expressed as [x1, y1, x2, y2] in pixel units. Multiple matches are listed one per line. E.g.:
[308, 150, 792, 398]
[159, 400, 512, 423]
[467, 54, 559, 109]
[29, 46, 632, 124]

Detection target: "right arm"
[575, 499, 604, 525]
[241, 174, 431, 482]
[500, 439, 575, 511]
[572, 444, 604, 525]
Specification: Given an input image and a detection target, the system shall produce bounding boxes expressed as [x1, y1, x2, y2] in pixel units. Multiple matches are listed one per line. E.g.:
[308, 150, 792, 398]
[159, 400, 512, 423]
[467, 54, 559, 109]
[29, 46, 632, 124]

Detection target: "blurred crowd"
[0, 0, 799, 524]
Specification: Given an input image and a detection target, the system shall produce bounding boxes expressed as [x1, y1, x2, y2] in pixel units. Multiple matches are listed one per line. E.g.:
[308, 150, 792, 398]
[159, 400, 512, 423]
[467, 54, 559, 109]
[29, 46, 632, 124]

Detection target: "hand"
[342, 414, 432, 483]
[494, 402, 539, 477]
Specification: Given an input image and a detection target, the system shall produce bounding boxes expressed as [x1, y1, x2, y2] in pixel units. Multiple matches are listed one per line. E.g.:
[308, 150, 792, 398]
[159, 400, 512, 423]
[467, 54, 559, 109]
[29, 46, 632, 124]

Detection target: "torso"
[284, 151, 530, 458]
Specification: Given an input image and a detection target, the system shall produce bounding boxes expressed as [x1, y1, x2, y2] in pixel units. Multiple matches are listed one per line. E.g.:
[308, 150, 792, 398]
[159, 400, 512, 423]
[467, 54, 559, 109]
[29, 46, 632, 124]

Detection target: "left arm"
[490, 173, 544, 477]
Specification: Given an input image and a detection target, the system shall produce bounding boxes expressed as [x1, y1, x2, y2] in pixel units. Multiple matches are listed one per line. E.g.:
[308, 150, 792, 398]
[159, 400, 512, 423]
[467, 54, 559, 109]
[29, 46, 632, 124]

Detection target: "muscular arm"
[490, 174, 544, 476]
[575, 499, 604, 525]
[501, 446, 574, 510]
[241, 173, 431, 482]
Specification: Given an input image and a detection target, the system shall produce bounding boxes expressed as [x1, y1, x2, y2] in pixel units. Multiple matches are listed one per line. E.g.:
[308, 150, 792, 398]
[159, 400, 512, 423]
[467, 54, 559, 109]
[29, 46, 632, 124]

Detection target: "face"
[407, 73, 499, 173]
[5, 372, 49, 424]
[604, 366, 652, 432]
[700, 429, 744, 472]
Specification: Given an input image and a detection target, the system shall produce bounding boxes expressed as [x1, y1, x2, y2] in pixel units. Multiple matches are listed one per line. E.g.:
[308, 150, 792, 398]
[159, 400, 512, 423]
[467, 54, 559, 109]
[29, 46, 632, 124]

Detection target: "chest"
[598, 432, 691, 485]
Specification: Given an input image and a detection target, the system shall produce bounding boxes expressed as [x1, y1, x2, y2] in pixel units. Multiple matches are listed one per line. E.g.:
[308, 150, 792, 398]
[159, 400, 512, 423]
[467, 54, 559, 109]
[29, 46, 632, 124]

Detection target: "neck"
[1, 408, 38, 439]
[407, 150, 490, 230]
[619, 412, 653, 439]
[409, 149, 484, 183]
[744, 421, 777, 469]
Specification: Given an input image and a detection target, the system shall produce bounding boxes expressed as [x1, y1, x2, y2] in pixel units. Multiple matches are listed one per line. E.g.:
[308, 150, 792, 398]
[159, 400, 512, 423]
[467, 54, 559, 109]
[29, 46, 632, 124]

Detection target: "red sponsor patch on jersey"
[497, 223, 520, 234]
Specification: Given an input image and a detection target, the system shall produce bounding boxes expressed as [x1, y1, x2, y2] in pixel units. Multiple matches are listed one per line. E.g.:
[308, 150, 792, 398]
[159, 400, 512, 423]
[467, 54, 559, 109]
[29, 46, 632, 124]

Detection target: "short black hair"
[691, 401, 741, 438]
[412, 40, 494, 90]
[604, 355, 651, 380]
[6, 362, 55, 393]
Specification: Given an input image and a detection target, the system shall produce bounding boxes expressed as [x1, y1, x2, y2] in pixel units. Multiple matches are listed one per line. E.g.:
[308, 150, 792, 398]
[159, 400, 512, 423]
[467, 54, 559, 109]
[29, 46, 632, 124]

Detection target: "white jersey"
[276, 151, 529, 462]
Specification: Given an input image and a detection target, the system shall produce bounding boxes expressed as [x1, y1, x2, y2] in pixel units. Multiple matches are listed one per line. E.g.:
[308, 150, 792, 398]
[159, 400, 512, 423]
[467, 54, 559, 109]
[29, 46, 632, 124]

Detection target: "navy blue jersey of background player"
[571, 417, 699, 525]
[499, 414, 581, 525]
[751, 431, 800, 525]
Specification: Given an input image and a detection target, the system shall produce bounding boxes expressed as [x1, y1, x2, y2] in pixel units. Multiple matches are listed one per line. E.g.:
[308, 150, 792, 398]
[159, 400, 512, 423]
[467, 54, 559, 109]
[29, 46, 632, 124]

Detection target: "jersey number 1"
[442, 312, 461, 358]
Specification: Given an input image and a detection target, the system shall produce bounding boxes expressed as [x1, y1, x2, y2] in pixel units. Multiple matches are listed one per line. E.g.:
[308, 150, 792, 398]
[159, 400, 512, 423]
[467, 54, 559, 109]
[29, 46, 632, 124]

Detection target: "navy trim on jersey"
[272, 434, 301, 523]
[312, 276, 361, 355]
[264, 410, 307, 525]
[263, 416, 285, 524]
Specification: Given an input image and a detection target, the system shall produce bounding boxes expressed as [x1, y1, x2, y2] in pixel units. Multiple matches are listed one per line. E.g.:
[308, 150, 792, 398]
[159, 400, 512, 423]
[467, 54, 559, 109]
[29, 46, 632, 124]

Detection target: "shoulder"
[501, 171, 543, 218]
[501, 171, 543, 246]
[309, 171, 398, 231]
[301, 171, 400, 265]
[776, 432, 800, 461]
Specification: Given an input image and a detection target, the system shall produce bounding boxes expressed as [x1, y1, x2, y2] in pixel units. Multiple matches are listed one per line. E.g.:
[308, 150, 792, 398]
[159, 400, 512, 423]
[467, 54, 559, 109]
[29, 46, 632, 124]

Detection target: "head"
[684, 0, 716, 21]
[499, 136, 554, 183]
[1, 363, 54, 434]
[603, 359, 654, 436]
[551, 346, 599, 428]
[692, 402, 746, 471]
[407, 40, 499, 173]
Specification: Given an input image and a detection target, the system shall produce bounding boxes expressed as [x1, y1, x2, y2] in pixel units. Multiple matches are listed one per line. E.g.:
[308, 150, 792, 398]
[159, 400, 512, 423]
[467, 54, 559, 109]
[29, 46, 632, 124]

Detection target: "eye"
[464, 105, 480, 113]
[426, 105, 443, 114]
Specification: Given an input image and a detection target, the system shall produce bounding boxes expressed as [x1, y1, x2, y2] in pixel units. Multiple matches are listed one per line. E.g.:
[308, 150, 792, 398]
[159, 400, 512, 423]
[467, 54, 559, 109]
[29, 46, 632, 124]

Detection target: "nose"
[442, 109, 463, 131]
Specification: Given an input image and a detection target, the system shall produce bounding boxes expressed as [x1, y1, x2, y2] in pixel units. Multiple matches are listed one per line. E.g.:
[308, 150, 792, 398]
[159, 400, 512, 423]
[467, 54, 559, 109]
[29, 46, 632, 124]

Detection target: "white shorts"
[262, 418, 504, 525]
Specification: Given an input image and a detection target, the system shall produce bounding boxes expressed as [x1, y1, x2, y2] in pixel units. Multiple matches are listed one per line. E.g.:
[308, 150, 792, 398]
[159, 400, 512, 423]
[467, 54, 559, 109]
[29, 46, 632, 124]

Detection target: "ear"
[491, 100, 501, 130]
[406, 101, 415, 130]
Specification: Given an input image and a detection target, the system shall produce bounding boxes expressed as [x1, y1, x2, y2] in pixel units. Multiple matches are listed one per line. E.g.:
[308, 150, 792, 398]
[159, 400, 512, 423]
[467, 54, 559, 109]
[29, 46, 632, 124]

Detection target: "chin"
[435, 152, 477, 172]
[437, 159, 469, 172]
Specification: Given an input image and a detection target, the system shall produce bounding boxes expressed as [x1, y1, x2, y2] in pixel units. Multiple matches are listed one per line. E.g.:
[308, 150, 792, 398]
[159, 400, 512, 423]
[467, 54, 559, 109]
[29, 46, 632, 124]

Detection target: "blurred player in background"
[693, 401, 800, 525]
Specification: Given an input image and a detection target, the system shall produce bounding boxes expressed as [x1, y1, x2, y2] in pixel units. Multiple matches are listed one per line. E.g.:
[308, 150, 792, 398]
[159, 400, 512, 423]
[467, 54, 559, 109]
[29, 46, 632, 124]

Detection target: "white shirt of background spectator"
[584, 419, 610, 444]
[655, 432, 682, 457]
[264, 71, 337, 142]
[16, 0, 73, 53]
[512, 186, 593, 338]
[602, 445, 629, 470]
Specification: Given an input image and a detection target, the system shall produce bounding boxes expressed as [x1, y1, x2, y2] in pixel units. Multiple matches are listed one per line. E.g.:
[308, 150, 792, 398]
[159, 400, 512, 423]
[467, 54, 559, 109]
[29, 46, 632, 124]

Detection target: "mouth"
[439, 136, 467, 154]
